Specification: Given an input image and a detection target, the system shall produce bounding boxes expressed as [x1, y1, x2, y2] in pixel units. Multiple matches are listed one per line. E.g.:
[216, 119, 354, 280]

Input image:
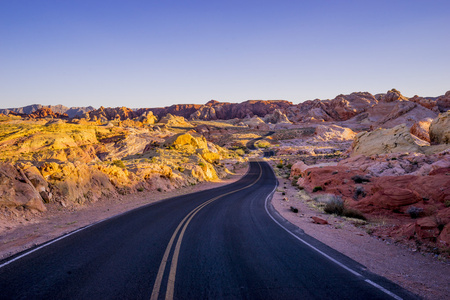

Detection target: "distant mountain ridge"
[1, 90, 448, 123]
[0, 104, 95, 118]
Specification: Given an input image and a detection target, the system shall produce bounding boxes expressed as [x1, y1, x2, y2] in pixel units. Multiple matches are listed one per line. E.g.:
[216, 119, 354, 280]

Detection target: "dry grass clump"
[324, 197, 366, 220]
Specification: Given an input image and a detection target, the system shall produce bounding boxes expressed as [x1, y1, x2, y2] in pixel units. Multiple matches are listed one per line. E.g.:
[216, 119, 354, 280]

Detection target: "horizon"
[1, 1, 449, 109]
[0, 88, 448, 110]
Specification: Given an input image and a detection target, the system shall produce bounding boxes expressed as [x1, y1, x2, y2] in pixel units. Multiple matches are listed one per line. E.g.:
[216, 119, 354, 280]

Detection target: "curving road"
[0, 161, 417, 299]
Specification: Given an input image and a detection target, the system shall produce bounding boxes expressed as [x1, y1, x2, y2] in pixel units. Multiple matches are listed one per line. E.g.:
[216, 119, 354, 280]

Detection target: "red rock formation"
[380, 89, 408, 102]
[85, 106, 138, 121]
[27, 107, 69, 119]
[410, 119, 432, 142]
[286, 92, 377, 123]
[409, 95, 439, 112]
[189, 100, 293, 120]
[436, 91, 450, 112]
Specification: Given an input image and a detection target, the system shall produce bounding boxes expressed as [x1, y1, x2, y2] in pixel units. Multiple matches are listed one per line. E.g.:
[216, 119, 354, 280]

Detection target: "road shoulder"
[268, 161, 450, 300]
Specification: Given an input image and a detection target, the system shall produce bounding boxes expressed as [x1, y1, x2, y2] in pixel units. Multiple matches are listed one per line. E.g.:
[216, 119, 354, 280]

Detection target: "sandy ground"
[271, 166, 450, 300]
[1, 161, 449, 299]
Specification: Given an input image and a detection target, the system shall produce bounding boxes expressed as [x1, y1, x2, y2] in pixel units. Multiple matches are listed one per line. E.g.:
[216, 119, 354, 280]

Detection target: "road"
[0, 161, 417, 299]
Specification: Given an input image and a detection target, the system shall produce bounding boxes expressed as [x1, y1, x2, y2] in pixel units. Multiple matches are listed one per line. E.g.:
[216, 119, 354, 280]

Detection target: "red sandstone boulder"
[436, 91, 450, 112]
[429, 111, 450, 144]
[311, 216, 329, 225]
[409, 95, 439, 112]
[27, 107, 68, 119]
[415, 217, 440, 240]
[380, 89, 408, 102]
[410, 119, 432, 142]
[438, 224, 450, 247]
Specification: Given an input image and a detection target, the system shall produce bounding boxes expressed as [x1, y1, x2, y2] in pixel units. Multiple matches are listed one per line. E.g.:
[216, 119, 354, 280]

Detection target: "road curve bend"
[0, 161, 418, 299]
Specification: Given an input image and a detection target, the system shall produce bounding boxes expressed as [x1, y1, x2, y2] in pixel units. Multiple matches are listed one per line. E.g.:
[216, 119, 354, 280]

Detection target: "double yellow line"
[150, 162, 262, 300]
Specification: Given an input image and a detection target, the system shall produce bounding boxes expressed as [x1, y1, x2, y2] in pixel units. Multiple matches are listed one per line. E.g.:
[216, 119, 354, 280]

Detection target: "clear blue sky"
[1, 0, 449, 109]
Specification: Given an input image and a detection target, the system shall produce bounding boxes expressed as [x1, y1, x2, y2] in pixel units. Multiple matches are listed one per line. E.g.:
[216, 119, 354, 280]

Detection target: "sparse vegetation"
[324, 197, 366, 220]
[235, 148, 245, 156]
[290, 206, 298, 213]
[257, 140, 271, 148]
[312, 186, 323, 192]
[351, 175, 370, 184]
[406, 206, 424, 219]
[112, 160, 126, 169]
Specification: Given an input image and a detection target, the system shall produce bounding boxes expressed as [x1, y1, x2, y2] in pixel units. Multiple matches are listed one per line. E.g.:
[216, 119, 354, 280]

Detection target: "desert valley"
[1, 88, 449, 299]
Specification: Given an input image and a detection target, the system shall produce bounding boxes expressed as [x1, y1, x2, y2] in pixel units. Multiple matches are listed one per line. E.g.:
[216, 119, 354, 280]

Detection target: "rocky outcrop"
[41, 161, 117, 205]
[139, 111, 157, 124]
[263, 109, 291, 124]
[339, 152, 450, 177]
[410, 119, 432, 142]
[286, 92, 377, 123]
[379, 89, 408, 102]
[409, 95, 440, 112]
[357, 99, 438, 129]
[289, 160, 450, 249]
[351, 124, 427, 156]
[84, 106, 138, 121]
[0, 104, 94, 118]
[189, 100, 293, 121]
[436, 91, 450, 112]
[241, 116, 270, 130]
[159, 114, 191, 127]
[140, 104, 203, 120]
[27, 108, 69, 119]
[429, 111, 450, 144]
[313, 125, 356, 142]
[0, 163, 47, 212]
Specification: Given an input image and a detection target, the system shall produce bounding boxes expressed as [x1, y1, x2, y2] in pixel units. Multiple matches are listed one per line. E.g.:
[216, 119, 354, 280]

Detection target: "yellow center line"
[150, 198, 215, 300]
[152, 162, 263, 300]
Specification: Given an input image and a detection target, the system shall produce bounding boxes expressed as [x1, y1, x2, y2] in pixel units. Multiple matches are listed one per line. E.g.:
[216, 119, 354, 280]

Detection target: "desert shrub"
[257, 141, 270, 148]
[290, 206, 299, 213]
[353, 186, 366, 200]
[312, 186, 323, 192]
[235, 148, 245, 156]
[406, 206, 423, 219]
[351, 175, 370, 184]
[276, 163, 283, 168]
[445, 200, 450, 208]
[343, 208, 366, 220]
[324, 198, 344, 215]
[198, 161, 206, 167]
[282, 192, 286, 195]
[286, 163, 292, 169]
[112, 160, 126, 169]
[137, 187, 144, 192]
[324, 197, 366, 220]
[178, 166, 185, 172]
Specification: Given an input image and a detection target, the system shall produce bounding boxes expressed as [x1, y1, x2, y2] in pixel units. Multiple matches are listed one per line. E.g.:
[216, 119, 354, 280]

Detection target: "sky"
[1, 0, 449, 109]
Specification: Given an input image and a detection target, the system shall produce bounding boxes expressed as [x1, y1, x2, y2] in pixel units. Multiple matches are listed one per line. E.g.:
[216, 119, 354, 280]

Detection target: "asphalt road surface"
[0, 161, 418, 299]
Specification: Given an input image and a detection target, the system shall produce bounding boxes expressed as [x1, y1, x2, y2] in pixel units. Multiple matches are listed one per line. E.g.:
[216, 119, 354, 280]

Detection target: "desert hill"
[3, 89, 448, 124]
[1, 88, 449, 259]
[0, 104, 95, 118]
